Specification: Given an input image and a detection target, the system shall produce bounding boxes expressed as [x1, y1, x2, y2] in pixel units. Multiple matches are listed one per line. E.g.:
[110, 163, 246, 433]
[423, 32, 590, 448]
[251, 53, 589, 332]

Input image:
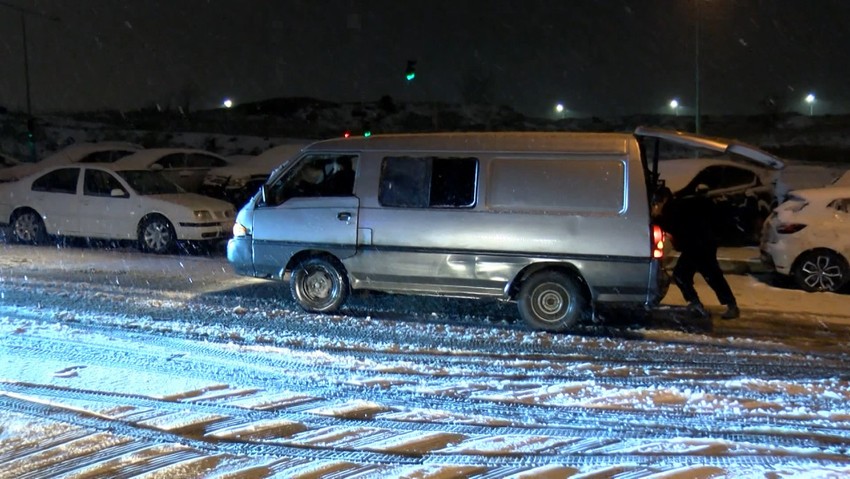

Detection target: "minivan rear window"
[379, 156, 477, 208]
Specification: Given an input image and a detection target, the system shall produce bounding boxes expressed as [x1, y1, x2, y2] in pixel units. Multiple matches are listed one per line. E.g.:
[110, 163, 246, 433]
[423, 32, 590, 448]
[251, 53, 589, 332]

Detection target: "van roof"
[305, 132, 635, 154]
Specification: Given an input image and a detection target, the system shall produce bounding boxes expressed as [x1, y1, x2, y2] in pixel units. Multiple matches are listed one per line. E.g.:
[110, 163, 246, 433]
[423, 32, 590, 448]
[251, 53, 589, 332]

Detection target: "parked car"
[201, 143, 308, 206]
[112, 148, 229, 194]
[0, 164, 235, 254]
[636, 127, 786, 246]
[761, 185, 850, 292]
[0, 142, 142, 183]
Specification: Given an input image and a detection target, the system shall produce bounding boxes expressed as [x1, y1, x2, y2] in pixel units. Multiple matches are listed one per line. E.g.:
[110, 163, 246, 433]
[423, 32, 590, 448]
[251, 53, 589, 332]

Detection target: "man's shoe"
[687, 301, 710, 319]
[721, 304, 740, 320]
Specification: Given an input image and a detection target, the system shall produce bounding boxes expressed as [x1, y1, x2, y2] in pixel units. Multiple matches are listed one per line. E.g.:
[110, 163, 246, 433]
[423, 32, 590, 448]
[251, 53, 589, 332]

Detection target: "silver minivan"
[228, 131, 687, 331]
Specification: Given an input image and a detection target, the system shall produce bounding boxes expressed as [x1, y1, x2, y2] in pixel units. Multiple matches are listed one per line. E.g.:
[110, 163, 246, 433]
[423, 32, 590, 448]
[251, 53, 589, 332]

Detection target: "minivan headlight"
[233, 221, 249, 237]
[194, 210, 213, 220]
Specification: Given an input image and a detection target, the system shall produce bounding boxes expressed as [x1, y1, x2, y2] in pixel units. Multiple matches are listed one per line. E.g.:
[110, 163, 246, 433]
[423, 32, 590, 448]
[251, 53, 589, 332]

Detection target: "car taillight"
[776, 223, 807, 234]
[652, 224, 665, 259]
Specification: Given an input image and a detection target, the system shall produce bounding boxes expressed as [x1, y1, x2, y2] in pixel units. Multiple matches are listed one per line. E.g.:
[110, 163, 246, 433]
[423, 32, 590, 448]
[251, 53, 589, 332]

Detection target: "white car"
[0, 164, 235, 254]
[112, 148, 229, 194]
[761, 186, 850, 292]
[0, 142, 141, 183]
[201, 143, 308, 205]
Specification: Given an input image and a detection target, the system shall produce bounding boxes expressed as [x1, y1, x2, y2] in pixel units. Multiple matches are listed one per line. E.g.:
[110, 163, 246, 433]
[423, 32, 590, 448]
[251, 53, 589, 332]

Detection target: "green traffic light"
[364, 131, 372, 137]
[405, 72, 415, 81]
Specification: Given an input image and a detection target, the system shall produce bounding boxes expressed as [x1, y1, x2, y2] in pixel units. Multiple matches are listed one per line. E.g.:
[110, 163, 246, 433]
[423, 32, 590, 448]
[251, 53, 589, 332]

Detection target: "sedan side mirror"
[111, 188, 127, 198]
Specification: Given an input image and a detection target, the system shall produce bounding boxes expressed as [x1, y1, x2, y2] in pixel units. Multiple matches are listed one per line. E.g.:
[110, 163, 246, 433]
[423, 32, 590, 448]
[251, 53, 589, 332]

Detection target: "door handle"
[337, 212, 352, 222]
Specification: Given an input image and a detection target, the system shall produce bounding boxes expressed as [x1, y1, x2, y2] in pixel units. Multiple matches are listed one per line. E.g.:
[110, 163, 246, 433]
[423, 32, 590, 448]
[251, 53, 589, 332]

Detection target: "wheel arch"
[791, 247, 850, 275]
[507, 261, 592, 304]
[285, 249, 349, 279]
[10, 206, 42, 224]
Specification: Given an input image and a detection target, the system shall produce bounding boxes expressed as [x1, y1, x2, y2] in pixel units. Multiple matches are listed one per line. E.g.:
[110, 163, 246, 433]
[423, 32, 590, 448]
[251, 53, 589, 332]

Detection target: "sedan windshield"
[117, 170, 185, 195]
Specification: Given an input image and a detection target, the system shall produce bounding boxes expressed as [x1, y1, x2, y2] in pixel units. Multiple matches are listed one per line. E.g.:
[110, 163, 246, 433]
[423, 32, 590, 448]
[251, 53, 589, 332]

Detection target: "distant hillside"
[2, 97, 850, 163]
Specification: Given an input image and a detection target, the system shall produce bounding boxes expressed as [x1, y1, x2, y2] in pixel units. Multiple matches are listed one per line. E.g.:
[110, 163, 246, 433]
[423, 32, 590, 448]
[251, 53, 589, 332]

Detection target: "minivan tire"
[290, 256, 349, 313]
[138, 215, 177, 254]
[11, 209, 47, 245]
[518, 271, 586, 332]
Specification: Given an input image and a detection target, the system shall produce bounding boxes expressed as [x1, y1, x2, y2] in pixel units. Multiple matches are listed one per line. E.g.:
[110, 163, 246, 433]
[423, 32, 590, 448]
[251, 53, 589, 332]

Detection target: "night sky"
[1, 0, 849, 118]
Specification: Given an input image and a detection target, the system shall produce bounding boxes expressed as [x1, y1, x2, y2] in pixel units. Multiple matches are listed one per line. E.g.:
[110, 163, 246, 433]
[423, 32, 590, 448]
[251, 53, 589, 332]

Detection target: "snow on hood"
[784, 185, 850, 205]
[146, 193, 235, 211]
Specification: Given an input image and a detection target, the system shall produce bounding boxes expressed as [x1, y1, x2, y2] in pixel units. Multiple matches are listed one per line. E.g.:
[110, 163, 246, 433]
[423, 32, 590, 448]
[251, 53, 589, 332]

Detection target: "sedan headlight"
[193, 210, 213, 220]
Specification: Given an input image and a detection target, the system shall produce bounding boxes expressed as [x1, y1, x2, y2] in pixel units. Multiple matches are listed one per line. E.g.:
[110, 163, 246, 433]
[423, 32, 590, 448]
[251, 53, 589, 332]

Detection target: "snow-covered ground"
[0, 140, 848, 477]
[0, 242, 849, 478]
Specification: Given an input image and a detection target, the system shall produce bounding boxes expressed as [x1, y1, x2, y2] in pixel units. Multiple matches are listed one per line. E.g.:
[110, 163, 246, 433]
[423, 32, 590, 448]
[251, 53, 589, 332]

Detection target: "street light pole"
[694, 0, 701, 134]
[0, 1, 60, 161]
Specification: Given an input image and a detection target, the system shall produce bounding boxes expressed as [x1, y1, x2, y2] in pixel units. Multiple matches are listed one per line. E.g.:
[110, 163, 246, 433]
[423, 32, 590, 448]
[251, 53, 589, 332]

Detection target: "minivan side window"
[264, 154, 358, 206]
[379, 156, 477, 208]
[31, 168, 80, 194]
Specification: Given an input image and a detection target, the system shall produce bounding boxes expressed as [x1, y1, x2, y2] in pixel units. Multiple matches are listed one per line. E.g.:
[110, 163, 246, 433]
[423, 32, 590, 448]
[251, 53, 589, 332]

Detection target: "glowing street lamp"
[669, 99, 680, 116]
[554, 103, 565, 119]
[222, 98, 233, 109]
[805, 93, 815, 116]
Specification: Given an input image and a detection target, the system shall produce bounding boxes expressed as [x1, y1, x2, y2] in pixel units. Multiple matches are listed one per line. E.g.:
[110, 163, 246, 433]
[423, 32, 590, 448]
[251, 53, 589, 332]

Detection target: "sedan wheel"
[138, 216, 176, 254]
[11, 210, 47, 245]
[793, 250, 849, 292]
[290, 256, 349, 313]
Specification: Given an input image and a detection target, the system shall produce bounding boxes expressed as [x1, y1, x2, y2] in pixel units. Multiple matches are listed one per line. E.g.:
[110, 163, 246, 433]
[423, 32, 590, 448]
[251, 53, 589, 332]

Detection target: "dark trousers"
[673, 246, 736, 306]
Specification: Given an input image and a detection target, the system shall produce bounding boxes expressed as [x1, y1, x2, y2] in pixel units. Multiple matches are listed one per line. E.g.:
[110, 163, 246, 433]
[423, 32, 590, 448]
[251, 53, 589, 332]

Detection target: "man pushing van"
[652, 186, 740, 320]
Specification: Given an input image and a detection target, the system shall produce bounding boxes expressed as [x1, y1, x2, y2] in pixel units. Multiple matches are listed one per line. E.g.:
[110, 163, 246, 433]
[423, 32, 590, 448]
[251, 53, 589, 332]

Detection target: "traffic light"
[405, 60, 417, 81]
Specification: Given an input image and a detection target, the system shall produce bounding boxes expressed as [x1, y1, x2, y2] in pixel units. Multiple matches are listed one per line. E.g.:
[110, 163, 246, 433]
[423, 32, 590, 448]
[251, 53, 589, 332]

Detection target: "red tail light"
[652, 224, 665, 259]
[776, 223, 807, 234]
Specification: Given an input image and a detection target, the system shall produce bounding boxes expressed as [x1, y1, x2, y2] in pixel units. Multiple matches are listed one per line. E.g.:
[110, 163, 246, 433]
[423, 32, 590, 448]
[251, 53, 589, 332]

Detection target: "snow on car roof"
[112, 148, 227, 168]
[39, 142, 142, 164]
[831, 169, 850, 187]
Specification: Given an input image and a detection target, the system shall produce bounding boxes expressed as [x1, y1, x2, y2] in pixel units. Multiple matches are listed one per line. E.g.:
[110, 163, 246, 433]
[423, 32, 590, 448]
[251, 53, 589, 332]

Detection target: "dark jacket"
[657, 194, 720, 252]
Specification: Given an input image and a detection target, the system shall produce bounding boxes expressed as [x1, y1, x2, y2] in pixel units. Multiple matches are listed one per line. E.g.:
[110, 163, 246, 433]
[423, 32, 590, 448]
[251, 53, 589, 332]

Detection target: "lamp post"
[554, 103, 565, 119]
[805, 93, 815, 116]
[222, 99, 233, 109]
[0, 1, 60, 162]
[669, 99, 680, 116]
[694, 0, 701, 134]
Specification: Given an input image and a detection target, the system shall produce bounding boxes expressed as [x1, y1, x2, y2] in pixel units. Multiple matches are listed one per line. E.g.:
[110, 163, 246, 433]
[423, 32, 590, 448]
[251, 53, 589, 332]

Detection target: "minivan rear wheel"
[793, 249, 848, 292]
[518, 271, 586, 332]
[290, 256, 349, 313]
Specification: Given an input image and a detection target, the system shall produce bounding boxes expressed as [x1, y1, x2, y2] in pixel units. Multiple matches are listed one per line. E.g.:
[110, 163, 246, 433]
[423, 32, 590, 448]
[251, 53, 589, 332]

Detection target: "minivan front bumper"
[227, 236, 256, 276]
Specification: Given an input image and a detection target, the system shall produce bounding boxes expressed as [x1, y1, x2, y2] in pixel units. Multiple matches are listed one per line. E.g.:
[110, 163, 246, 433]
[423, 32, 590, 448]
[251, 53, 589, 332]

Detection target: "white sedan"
[0, 164, 235, 254]
[761, 186, 850, 292]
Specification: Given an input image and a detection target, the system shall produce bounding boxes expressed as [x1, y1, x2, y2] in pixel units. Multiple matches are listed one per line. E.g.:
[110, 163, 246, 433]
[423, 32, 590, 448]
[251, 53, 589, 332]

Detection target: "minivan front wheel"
[518, 271, 586, 332]
[793, 249, 848, 292]
[290, 256, 349, 313]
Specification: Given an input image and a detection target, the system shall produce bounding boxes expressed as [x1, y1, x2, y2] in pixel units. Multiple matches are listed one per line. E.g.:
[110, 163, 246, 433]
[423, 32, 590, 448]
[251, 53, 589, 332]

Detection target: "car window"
[185, 153, 228, 168]
[827, 198, 850, 213]
[117, 170, 185, 195]
[264, 154, 358, 206]
[719, 166, 757, 189]
[84, 169, 127, 197]
[78, 150, 137, 163]
[155, 153, 186, 168]
[379, 156, 477, 208]
[682, 165, 723, 194]
[31, 168, 80, 194]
